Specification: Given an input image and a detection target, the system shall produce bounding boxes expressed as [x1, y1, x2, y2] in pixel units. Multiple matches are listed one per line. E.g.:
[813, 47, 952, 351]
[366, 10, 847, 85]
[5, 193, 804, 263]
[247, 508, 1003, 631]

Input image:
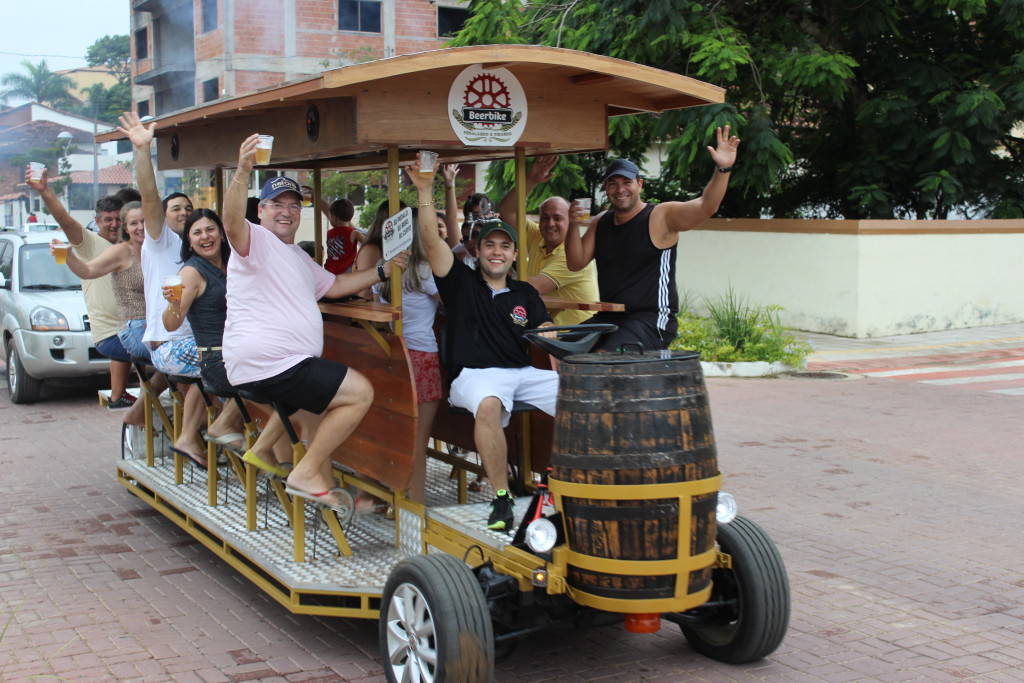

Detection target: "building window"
[339, 0, 381, 33]
[202, 78, 219, 102]
[202, 0, 218, 33]
[137, 100, 150, 119]
[437, 7, 469, 37]
[135, 28, 148, 60]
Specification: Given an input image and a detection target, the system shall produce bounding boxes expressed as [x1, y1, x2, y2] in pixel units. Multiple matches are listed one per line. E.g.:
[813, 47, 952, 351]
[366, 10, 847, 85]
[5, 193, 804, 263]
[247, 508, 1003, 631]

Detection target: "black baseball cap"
[603, 158, 641, 181]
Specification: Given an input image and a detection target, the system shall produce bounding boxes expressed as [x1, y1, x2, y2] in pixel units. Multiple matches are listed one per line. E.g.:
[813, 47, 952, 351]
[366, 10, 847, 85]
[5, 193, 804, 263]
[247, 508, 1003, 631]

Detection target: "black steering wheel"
[521, 323, 618, 359]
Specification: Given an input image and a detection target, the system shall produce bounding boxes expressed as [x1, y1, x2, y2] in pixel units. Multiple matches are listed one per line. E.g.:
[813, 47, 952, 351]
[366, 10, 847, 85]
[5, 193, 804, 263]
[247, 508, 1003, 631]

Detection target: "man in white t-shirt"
[221, 134, 409, 510]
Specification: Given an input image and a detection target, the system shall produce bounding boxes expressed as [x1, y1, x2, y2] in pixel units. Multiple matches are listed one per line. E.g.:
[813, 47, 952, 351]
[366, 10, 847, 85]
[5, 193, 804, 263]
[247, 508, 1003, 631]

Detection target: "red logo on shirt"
[510, 305, 528, 326]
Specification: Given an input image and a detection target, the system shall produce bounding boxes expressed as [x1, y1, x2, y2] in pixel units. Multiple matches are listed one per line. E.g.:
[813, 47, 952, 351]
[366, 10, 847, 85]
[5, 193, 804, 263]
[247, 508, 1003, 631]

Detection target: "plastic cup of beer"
[164, 275, 183, 302]
[418, 150, 439, 177]
[255, 135, 274, 165]
[574, 198, 592, 223]
[301, 185, 313, 207]
[52, 242, 69, 265]
[29, 162, 45, 182]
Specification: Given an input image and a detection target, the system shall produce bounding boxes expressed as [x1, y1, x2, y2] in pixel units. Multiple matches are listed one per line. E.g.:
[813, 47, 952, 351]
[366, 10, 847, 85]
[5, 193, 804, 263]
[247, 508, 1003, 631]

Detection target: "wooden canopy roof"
[101, 44, 725, 171]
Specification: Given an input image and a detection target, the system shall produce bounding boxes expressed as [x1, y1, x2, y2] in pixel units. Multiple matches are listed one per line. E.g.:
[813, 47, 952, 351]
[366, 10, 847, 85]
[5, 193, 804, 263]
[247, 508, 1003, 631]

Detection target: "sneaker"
[486, 489, 515, 532]
[107, 394, 137, 411]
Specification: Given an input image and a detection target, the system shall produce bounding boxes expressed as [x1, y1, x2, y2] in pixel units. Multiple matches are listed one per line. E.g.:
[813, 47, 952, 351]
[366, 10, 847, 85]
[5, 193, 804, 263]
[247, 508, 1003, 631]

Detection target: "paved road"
[2, 342, 1023, 681]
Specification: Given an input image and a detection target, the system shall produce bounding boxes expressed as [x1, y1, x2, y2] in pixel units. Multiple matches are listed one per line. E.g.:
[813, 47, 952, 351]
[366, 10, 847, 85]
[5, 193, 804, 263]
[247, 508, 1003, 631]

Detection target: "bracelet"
[377, 264, 387, 281]
[232, 176, 249, 186]
[418, 200, 434, 207]
[716, 166, 734, 174]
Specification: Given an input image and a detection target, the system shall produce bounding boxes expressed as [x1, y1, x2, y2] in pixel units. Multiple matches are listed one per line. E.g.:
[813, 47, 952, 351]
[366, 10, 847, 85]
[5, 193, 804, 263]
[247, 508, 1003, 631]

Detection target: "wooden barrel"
[548, 350, 719, 611]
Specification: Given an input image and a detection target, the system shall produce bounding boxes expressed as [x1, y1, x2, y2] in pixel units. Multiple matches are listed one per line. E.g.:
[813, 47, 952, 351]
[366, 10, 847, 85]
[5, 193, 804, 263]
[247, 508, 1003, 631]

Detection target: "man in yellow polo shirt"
[497, 156, 598, 325]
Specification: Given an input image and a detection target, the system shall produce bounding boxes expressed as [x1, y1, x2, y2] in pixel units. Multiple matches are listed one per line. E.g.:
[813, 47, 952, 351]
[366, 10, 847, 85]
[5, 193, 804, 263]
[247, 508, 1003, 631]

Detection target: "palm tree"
[0, 60, 80, 109]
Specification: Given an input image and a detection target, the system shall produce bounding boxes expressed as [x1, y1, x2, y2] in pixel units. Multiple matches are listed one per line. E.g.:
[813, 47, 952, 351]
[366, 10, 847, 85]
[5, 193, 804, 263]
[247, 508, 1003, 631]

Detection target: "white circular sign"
[448, 65, 528, 147]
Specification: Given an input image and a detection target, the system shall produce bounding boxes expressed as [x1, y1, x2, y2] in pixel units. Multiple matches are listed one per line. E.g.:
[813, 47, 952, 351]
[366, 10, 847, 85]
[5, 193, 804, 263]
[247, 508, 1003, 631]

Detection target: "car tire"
[6, 344, 43, 404]
[380, 553, 494, 683]
[679, 516, 790, 663]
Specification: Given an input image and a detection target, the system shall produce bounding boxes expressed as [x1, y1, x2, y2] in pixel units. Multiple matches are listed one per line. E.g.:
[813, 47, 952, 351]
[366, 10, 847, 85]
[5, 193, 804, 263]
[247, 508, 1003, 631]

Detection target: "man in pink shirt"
[222, 135, 408, 509]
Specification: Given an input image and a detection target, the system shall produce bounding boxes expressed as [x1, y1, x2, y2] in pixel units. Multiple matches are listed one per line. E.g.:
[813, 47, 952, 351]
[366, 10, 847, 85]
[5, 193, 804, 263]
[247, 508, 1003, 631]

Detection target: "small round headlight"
[716, 492, 738, 524]
[525, 518, 558, 554]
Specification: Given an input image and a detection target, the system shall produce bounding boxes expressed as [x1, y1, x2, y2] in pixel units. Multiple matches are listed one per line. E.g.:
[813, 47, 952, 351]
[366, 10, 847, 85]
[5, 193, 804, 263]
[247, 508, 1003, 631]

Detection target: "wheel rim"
[7, 349, 17, 395]
[696, 568, 743, 646]
[385, 582, 438, 682]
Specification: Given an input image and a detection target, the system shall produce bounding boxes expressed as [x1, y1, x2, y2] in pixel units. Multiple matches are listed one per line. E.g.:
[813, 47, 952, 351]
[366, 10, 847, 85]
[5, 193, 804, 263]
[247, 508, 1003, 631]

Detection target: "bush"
[670, 288, 812, 367]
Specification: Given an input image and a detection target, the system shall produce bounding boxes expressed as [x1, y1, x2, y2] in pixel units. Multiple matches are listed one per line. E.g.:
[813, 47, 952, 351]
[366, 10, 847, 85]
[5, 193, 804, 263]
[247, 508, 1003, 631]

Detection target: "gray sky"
[1, 0, 130, 106]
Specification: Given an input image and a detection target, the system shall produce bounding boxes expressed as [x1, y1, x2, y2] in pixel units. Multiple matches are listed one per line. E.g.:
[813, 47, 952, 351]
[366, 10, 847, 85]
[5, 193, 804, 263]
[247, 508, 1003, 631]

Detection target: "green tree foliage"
[0, 60, 80, 109]
[86, 35, 131, 86]
[451, 0, 1024, 219]
[80, 81, 132, 124]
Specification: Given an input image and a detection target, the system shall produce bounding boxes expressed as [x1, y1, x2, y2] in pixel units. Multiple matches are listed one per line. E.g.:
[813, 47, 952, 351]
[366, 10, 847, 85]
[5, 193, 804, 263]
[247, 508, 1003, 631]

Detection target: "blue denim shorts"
[118, 319, 151, 363]
[94, 334, 132, 362]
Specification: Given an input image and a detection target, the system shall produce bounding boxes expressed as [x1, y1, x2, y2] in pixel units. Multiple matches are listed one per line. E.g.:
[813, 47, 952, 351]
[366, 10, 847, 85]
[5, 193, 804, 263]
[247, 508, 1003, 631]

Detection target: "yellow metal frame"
[117, 467, 382, 619]
[546, 474, 722, 613]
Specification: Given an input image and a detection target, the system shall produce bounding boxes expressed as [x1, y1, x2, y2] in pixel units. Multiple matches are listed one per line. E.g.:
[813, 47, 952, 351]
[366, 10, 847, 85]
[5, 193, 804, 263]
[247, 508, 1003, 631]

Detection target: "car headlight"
[716, 491, 738, 524]
[30, 306, 70, 331]
[525, 517, 559, 554]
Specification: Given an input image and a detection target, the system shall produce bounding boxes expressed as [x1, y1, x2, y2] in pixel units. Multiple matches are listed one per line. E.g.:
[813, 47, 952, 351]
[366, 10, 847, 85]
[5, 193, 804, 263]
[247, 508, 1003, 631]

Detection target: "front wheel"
[6, 344, 43, 404]
[678, 516, 790, 663]
[380, 554, 494, 682]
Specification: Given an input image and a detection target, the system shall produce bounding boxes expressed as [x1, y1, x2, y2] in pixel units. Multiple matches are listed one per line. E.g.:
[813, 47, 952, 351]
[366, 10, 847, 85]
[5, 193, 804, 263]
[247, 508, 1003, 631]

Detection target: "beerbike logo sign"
[448, 65, 528, 146]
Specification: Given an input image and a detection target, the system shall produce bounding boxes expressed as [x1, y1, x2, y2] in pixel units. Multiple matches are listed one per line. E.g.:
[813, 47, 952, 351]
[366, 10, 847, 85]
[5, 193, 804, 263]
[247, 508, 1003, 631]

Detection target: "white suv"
[0, 229, 110, 403]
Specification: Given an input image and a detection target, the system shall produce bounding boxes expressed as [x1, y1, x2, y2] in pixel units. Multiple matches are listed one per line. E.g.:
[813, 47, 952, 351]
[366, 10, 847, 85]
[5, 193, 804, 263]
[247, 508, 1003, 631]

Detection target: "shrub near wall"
[671, 289, 812, 368]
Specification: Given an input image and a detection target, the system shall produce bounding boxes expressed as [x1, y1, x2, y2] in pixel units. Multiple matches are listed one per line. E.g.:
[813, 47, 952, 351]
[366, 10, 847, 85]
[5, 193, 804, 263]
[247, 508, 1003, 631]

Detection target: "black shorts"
[198, 350, 237, 397]
[238, 356, 348, 416]
[585, 313, 673, 353]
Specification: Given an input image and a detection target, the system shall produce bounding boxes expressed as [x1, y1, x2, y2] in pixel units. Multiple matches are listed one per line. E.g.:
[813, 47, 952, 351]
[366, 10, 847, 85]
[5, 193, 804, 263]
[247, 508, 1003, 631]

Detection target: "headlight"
[31, 307, 69, 331]
[525, 517, 559, 554]
[716, 491, 737, 524]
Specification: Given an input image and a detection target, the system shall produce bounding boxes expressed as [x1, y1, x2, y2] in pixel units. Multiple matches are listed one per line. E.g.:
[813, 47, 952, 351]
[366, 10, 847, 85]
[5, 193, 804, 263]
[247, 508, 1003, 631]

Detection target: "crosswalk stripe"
[865, 359, 1024, 378]
[990, 386, 1024, 395]
[920, 372, 1024, 386]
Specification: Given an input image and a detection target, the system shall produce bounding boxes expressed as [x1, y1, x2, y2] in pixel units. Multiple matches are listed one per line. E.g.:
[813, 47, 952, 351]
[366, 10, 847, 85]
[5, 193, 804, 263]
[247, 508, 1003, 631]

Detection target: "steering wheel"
[521, 323, 618, 359]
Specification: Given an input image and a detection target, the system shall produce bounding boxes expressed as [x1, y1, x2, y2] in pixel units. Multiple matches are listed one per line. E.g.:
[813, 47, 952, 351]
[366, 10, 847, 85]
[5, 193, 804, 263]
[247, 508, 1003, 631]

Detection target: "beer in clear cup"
[255, 135, 274, 165]
[29, 162, 45, 182]
[418, 150, 439, 177]
[574, 198, 592, 223]
[164, 275, 183, 301]
[52, 243, 69, 265]
[301, 186, 313, 207]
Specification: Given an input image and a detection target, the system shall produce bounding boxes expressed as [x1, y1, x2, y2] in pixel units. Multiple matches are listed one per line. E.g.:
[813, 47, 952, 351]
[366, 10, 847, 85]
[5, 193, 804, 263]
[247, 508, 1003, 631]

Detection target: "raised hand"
[527, 155, 558, 185]
[405, 159, 433, 192]
[237, 134, 260, 174]
[442, 163, 459, 187]
[708, 125, 740, 168]
[25, 164, 47, 192]
[117, 111, 156, 149]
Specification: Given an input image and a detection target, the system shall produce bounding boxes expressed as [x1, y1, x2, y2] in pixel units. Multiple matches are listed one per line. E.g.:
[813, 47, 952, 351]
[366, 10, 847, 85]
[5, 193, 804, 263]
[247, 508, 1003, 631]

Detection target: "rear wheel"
[380, 554, 493, 682]
[6, 344, 43, 404]
[679, 516, 790, 663]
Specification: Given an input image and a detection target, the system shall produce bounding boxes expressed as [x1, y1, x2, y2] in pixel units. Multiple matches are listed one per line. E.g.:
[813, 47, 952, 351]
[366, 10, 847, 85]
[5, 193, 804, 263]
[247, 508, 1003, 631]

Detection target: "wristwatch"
[716, 166, 734, 174]
[377, 264, 387, 281]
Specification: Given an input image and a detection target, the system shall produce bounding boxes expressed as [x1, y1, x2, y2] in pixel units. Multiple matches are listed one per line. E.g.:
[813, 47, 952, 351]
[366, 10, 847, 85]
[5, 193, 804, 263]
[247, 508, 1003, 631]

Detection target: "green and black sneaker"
[486, 489, 515, 532]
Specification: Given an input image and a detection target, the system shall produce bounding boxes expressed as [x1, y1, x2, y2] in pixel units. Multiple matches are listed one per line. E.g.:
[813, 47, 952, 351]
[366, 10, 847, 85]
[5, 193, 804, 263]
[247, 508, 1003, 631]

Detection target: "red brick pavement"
[2, 375, 1023, 681]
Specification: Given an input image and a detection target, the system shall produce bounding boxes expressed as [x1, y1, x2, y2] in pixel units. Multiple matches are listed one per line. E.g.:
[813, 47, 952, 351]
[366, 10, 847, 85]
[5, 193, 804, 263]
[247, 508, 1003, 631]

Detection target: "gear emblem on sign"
[463, 74, 511, 127]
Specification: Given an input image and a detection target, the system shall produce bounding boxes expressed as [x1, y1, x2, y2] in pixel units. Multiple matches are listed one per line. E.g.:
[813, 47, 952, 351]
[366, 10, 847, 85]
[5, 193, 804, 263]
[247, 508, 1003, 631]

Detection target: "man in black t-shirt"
[409, 160, 556, 532]
[565, 125, 741, 351]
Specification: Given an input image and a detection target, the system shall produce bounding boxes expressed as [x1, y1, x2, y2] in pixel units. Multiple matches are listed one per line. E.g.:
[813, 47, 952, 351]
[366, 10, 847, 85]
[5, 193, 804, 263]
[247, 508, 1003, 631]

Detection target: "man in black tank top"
[565, 125, 741, 351]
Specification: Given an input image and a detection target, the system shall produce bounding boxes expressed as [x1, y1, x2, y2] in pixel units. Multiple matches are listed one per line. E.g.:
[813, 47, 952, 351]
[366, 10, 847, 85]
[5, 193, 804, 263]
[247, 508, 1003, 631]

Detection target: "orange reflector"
[624, 613, 661, 633]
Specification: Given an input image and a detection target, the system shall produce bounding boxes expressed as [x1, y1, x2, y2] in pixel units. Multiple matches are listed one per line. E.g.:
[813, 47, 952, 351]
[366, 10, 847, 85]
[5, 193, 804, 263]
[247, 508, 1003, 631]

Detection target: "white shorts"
[449, 366, 558, 427]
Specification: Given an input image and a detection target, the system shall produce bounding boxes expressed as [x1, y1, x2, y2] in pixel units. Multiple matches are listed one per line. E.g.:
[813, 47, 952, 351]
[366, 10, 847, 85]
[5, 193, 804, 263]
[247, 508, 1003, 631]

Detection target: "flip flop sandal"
[241, 450, 291, 478]
[285, 484, 355, 523]
[204, 432, 245, 446]
[170, 446, 208, 471]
